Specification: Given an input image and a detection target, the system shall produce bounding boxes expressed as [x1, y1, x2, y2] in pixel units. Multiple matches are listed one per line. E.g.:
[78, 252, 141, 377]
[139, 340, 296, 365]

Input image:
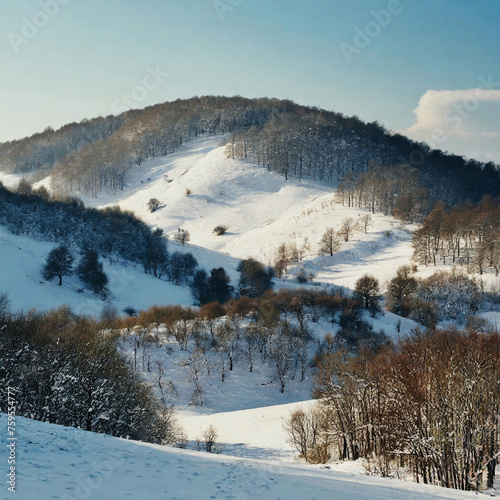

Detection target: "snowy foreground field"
[1, 413, 489, 500]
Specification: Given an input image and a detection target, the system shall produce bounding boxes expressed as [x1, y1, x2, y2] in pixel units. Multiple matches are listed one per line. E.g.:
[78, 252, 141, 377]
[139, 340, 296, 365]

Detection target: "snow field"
[0, 413, 485, 500]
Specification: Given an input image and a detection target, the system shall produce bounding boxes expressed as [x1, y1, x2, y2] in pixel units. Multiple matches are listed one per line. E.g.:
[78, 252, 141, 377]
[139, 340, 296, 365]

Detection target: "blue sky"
[0, 0, 499, 160]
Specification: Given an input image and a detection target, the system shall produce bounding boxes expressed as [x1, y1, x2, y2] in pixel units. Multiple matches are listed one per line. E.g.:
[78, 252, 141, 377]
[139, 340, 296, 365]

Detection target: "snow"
[0, 225, 192, 316]
[0, 413, 487, 500]
[0, 172, 23, 189]
[3, 135, 497, 313]
[179, 400, 318, 462]
[73, 135, 419, 291]
[1, 135, 499, 499]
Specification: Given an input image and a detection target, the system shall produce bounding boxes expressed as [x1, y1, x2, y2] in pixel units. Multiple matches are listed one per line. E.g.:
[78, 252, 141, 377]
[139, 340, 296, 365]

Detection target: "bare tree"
[202, 425, 218, 453]
[173, 228, 190, 246]
[338, 217, 356, 242]
[283, 405, 331, 463]
[358, 214, 372, 234]
[319, 228, 341, 256]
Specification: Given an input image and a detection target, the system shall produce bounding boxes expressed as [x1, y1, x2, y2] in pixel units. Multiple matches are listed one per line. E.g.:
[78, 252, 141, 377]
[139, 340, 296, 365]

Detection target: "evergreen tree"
[77, 248, 108, 297]
[43, 245, 74, 286]
[208, 267, 233, 304]
[237, 258, 274, 298]
[189, 269, 211, 306]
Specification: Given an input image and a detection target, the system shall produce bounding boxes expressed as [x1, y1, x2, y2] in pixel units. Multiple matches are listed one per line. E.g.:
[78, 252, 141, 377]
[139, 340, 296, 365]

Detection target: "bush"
[296, 267, 308, 284]
[16, 178, 33, 196]
[123, 306, 138, 317]
[353, 274, 381, 316]
[283, 406, 331, 464]
[198, 302, 226, 320]
[202, 425, 218, 453]
[213, 225, 228, 236]
[148, 198, 160, 212]
[408, 300, 438, 329]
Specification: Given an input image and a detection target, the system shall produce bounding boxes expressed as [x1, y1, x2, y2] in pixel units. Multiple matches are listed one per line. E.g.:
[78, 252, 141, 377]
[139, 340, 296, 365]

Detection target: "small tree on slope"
[77, 248, 109, 297]
[43, 245, 74, 286]
[319, 228, 341, 256]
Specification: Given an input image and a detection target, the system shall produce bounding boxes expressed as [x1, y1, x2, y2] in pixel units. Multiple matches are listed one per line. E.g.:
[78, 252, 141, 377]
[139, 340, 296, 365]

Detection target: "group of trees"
[186, 258, 274, 306]
[227, 106, 499, 212]
[7, 97, 289, 195]
[273, 215, 373, 280]
[118, 286, 387, 400]
[386, 265, 498, 326]
[1, 182, 281, 306]
[0, 116, 124, 174]
[0, 183, 159, 264]
[3, 97, 498, 207]
[336, 165, 430, 222]
[0, 300, 182, 445]
[189, 267, 234, 306]
[286, 329, 500, 491]
[43, 245, 108, 297]
[413, 197, 500, 274]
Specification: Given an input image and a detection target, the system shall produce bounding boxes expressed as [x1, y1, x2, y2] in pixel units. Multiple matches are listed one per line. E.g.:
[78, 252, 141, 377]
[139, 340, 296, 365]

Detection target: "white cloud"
[404, 88, 500, 164]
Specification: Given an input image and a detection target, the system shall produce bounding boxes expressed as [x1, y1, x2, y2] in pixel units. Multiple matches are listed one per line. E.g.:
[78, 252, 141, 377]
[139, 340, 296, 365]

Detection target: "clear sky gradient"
[0, 0, 499, 161]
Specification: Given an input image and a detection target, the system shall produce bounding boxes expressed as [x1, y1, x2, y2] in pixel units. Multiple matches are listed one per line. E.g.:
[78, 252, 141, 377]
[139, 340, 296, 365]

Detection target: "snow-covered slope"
[75, 135, 416, 290]
[5, 135, 497, 312]
[0, 225, 191, 315]
[1, 135, 421, 313]
[1, 413, 485, 500]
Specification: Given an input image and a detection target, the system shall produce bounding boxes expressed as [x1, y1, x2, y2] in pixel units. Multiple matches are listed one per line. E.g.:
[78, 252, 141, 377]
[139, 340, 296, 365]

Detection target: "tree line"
[0, 183, 155, 264]
[0, 297, 183, 445]
[286, 328, 500, 491]
[2, 96, 498, 207]
[412, 197, 500, 274]
[227, 106, 500, 212]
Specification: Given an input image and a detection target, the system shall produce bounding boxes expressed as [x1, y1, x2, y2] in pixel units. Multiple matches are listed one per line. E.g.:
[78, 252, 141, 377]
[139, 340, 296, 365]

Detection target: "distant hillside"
[1, 96, 499, 211]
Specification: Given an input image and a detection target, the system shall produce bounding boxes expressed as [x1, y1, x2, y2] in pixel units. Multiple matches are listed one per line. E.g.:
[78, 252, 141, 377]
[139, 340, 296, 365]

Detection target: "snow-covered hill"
[0, 225, 191, 316]
[4, 135, 497, 314]
[75, 135, 417, 290]
[1, 413, 487, 500]
[0, 135, 421, 314]
[2, 136, 499, 499]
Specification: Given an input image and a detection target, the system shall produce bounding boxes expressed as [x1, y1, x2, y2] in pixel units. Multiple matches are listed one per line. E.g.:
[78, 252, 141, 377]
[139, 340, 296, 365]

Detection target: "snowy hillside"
[0, 135, 422, 314]
[73, 135, 417, 290]
[0, 225, 191, 315]
[1, 413, 487, 500]
[4, 135, 497, 314]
